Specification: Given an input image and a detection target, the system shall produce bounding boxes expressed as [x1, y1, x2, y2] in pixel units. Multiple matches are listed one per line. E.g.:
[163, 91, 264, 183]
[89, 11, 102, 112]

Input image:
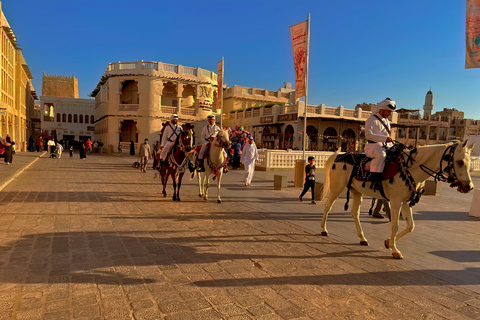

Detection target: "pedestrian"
[79, 141, 86, 159]
[2, 134, 14, 165]
[93, 140, 98, 153]
[86, 138, 93, 154]
[372, 199, 391, 220]
[138, 138, 153, 173]
[232, 139, 241, 170]
[240, 136, 259, 186]
[118, 142, 122, 154]
[98, 139, 104, 154]
[47, 138, 55, 154]
[130, 141, 135, 155]
[69, 145, 74, 157]
[299, 156, 316, 204]
[55, 142, 63, 159]
[0, 136, 5, 162]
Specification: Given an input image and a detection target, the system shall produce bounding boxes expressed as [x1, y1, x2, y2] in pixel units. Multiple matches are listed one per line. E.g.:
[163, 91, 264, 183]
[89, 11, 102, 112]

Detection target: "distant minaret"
[423, 88, 434, 118]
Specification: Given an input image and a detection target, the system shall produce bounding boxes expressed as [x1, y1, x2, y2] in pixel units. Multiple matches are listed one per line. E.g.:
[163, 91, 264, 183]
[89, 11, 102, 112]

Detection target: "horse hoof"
[217, 200, 221, 203]
[384, 239, 390, 249]
[360, 240, 369, 246]
[320, 231, 328, 236]
[198, 194, 202, 198]
[177, 198, 181, 202]
[392, 252, 403, 259]
[163, 194, 166, 198]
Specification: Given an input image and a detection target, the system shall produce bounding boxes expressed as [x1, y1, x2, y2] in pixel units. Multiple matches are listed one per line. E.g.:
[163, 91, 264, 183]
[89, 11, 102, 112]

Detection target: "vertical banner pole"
[221, 57, 224, 128]
[303, 14, 310, 160]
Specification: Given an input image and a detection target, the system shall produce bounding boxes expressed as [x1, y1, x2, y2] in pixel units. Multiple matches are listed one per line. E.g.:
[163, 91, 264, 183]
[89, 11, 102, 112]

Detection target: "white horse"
[194, 130, 231, 203]
[320, 140, 475, 259]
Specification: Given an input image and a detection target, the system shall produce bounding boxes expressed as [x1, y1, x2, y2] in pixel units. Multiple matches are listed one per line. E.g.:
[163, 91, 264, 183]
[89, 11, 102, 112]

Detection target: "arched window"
[79, 114, 83, 123]
[56, 113, 61, 122]
[49, 106, 54, 117]
[62, 114, 66, 122]
[90, 115, 94, 123]
[85, 115, 89, 123]
[68, 114, 72, 123]
[74, 114, 78, 123]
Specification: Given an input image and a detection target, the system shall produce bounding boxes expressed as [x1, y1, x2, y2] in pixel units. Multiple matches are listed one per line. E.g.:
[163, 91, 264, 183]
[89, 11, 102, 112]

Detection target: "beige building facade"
[91, 60, 219, 152]
[0, 2, 36, 151]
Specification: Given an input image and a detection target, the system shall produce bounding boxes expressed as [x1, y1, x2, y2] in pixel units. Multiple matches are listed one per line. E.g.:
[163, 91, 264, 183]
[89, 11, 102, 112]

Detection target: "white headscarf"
[372, 98, 396, 115]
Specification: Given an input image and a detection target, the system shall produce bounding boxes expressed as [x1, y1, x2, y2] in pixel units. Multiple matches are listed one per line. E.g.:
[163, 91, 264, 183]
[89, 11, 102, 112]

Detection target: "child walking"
[299, 156, 316, 204]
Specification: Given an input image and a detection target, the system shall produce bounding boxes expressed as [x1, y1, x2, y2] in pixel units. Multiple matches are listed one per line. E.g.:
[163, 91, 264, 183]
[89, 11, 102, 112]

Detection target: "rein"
[167, 133, 190, 174]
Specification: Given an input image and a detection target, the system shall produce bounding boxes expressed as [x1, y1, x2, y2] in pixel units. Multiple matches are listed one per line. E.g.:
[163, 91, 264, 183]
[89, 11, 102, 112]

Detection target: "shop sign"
[0, 107, 6, 116]
[277, 113, 297, 122]
[260, 116, 274, 124]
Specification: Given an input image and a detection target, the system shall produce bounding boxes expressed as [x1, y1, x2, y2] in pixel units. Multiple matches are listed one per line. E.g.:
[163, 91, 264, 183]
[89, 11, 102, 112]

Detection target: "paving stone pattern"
[0, 153, 479, 319]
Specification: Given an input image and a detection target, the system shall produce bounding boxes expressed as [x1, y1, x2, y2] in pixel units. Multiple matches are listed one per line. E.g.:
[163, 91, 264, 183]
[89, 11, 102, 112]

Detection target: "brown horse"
[159, 129, 193, 201]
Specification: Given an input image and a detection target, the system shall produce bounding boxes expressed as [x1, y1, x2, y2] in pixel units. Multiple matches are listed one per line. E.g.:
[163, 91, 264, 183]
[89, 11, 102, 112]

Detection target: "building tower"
[423, 88, 434, 118]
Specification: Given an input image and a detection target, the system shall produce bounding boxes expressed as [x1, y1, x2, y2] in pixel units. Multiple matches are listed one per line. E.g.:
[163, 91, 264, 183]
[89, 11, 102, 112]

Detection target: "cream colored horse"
[194, 130, 231, 203]
[320, 140, 475, 259]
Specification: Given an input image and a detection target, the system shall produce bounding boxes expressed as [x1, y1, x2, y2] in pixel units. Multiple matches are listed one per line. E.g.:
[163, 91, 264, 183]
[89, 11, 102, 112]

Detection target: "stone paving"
[0, 152, 479, 319]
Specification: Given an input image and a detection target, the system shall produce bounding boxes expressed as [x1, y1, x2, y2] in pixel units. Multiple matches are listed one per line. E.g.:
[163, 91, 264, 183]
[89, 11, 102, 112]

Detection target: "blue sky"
[4, 0, 480, 119]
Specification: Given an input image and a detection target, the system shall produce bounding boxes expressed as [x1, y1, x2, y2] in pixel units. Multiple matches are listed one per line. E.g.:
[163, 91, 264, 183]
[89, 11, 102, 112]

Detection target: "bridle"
[401, 142, 461, 189]
[214, 133, 230, 150]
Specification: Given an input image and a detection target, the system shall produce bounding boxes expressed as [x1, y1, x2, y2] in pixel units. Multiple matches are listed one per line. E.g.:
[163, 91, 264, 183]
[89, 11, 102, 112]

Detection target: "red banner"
[290, 20, 308, 98]
[216, 60, 223, 110]
[466, 0, 480, 69]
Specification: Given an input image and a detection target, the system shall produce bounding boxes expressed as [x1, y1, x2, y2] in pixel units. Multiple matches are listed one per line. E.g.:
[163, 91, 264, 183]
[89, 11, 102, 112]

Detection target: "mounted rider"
[160, 114, 183, 162]
[196, 114, 221, 170]
[364, 98, 396, 190]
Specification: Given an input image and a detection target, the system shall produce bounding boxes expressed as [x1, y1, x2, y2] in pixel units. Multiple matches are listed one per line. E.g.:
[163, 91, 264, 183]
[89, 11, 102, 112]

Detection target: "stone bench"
[469, 188, 480, 218]
[273, 175, 288, 190]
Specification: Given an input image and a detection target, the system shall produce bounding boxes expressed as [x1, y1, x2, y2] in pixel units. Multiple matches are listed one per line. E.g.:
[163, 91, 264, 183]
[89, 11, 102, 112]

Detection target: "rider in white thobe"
[364, 98, 396, 186]
[241, 137, 259, 186]
[160, 114, 183, 161]
[198, 114, 221, 160]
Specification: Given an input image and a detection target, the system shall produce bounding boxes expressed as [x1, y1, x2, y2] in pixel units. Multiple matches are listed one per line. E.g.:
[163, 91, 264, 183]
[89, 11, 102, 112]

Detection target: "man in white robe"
[160, 114, 183, 161]
[364, 98, 396, 188]
[241, 137, 259, 186]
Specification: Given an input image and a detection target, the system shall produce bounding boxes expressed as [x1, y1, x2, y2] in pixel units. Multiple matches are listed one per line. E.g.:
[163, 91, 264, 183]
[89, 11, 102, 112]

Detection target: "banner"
[290, 20, 308, 98]
[466, 0, 480, 69]
[216, 60, 223, 110]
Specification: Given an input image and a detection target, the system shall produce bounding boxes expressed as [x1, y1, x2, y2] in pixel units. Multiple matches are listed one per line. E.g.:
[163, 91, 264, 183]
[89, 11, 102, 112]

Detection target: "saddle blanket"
[334, 153, 400, 182]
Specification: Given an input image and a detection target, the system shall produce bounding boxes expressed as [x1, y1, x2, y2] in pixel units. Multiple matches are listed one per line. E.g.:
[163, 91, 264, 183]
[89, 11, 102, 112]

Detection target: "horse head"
[180, 130, 192, 152]
[215, 129, 231, 150]
[452, 140, 475, 193]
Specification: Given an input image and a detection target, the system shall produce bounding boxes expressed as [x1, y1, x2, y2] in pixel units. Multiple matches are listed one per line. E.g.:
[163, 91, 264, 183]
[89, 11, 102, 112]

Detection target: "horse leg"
[172, 173, 177, 201]
[204, 171, 209, 200]
[320, 172, 347, 236]
[395, 202, 415, 241]
[384, 200, 403, 259]
[216, 172, 222, 203]
[160, 168, 167, 197]
[197, 170, 203, 197]
[350, 190, 368, 245]
[176, 173, 184, 201]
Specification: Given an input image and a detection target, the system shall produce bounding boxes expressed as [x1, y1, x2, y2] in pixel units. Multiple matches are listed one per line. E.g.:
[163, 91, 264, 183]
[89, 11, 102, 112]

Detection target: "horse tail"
[320, 153, 338, 201]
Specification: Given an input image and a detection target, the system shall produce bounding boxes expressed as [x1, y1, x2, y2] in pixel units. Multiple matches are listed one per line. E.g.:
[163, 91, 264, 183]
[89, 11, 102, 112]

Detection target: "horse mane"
[409, 142, 455, 166]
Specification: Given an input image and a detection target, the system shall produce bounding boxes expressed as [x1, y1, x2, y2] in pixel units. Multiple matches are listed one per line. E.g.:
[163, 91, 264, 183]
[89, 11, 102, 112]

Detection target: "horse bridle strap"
[418, 143, 460, 188]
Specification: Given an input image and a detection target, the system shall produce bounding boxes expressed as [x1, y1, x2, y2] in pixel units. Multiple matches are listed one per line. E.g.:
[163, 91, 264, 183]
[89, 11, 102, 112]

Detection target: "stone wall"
[42, 73, 78, 98]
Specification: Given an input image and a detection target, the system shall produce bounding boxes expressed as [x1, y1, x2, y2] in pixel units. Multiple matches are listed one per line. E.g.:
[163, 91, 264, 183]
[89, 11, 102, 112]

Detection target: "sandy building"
[0, 2, 36, 150]
[90, 60, 219, 152]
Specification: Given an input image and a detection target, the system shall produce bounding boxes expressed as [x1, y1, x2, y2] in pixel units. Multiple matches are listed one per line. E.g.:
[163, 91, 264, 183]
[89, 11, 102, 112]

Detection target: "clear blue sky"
[4, 0, 480, 119]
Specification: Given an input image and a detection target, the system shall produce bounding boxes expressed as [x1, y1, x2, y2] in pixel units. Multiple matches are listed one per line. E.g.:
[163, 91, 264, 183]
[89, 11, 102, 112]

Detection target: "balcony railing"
[119, 63, 136, 70]
[183, 66, 197, 76]
[263, 108, 273, 116]
[161, 106, 176, 114]
[324, 107, 336, 115]
[343, 109, 355, 117]
[180, 108, 196, 116]
[119, 104, 139, 111]
[142, 62, 158, 69]
[164, 64, 179, 73]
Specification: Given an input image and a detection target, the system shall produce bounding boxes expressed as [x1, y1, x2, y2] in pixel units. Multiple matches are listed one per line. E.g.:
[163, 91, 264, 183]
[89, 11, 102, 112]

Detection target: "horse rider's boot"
[223, 167, 229, 173]
[188, 160, 195, 173]
[370, 172, 383, 192]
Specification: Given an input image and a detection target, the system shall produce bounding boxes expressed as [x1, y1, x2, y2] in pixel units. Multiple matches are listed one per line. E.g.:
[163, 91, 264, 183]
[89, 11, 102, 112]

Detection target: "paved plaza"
[0, 152, 479, 319]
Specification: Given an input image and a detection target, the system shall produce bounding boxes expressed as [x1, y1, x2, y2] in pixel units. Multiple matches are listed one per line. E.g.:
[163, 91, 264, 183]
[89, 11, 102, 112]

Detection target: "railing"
[119, 104, 139, 111]
[108, 63, 115, 71]
[242, 88, 253, 94]
[201, 69, 211, 78]
[306, 106, 317, 113]
[180, 108, 196, 116]
[183, 66, 197, 76]
[229, 113, 235, 120]
[362, 112, 371, 119]
[263, 108, 273, 116]
[324, 107, 336, 115]
[343, 109, 355, 117]
[164, 64, 179, 73]
[245, 110, 252, 118]
[256, 150, 335, 169]
[143, 62, 158, 69]
[268, 91, 277, 97]
[471, 158, 480, 171]
[237, 112, 244, 120]
[119, 63, 136, 70]
[161, 106, 176, 114]
[285, 106, 297, 113]
[253, 109, 261, 117]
